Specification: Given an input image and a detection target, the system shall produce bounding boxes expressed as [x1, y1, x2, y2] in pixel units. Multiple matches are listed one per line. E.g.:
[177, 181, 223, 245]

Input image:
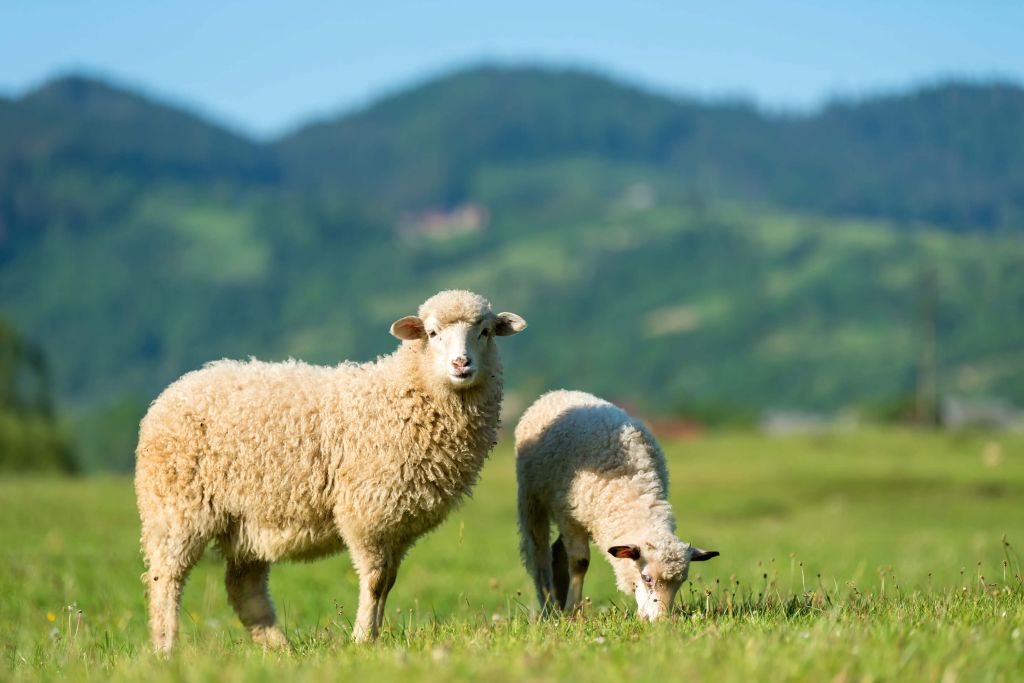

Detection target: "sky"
[1, 1, 1022, 138]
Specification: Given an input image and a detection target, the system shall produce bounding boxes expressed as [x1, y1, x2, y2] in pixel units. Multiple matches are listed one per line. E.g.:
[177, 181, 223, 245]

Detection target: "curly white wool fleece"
[135, 290, 513, 652]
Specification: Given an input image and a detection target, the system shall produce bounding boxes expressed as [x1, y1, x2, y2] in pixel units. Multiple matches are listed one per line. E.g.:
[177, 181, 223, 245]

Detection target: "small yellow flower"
[47, 612, 56, 622]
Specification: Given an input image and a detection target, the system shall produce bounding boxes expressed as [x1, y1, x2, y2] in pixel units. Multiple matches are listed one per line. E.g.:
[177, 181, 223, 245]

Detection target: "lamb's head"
[390, 290, 527, 390]
[608, 533, 719, 621]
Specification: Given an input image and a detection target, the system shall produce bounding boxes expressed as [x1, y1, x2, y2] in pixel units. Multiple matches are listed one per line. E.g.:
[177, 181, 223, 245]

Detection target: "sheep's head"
[390, 290, 527, 390]
[608, 534, 719, 621]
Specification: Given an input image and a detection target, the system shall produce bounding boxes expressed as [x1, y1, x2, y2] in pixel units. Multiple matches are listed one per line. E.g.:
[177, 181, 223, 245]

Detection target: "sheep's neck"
[388, 345, 504, 493]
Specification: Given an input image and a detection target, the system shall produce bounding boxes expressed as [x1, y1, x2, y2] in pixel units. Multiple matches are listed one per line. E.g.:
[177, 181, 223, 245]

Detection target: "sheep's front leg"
[373, 564, 399, 632]
[350, 552, 399, 643]
[560, 528, 591, 614]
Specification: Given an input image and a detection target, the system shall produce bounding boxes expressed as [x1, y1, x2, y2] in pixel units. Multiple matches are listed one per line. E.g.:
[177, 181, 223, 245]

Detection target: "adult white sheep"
[135, 290, 526, 653]
[515, 390, 718, 620]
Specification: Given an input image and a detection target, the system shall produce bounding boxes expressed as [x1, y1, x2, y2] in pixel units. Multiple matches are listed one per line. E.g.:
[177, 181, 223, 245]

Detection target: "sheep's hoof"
[152, 641, 174, 659]
[350, 628, 377, 644]
[251, 626, 290, 650]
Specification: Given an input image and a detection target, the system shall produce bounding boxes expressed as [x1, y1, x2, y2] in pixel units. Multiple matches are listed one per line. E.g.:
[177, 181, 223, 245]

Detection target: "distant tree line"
[0, 318, 74, 472]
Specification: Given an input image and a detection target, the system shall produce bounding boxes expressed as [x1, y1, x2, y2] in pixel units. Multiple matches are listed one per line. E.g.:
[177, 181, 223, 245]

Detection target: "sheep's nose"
[451, 357, 470, 370]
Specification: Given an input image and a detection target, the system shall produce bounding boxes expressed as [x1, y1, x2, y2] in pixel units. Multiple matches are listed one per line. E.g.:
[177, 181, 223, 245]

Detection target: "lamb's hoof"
[251, 626, 291, 651]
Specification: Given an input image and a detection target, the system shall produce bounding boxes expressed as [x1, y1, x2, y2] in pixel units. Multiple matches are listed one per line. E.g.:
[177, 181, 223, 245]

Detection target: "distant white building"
[942, 396, 1024, 431]
[760, 410, 832, 435]
[398, 203, 489, 240]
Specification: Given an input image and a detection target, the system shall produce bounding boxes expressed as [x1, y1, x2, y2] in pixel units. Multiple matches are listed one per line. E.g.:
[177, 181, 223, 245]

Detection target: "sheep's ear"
[690, 547, 720, 562]
[495, 312, 527, 336]
[607, 545, 641, 560]
[390, 316, 426, 341]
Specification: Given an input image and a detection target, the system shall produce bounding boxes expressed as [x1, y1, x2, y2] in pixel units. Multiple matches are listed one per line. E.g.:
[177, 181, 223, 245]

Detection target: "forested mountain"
[2, 65, 1023, 470]
[0, 75, 276, 181]
[0, 75, 279, 264]
[278, 66, 1024, 231]
[0, 318, 73, 472]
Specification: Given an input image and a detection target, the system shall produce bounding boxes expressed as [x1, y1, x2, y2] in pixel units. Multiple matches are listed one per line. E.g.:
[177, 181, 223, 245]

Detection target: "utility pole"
[915, 267, 939, 427]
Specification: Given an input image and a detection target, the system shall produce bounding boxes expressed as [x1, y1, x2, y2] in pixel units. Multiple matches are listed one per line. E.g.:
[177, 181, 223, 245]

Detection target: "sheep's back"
[515, 390, 671, 529]
[515, 389, 644, 471]
[135, 360, 341, 553]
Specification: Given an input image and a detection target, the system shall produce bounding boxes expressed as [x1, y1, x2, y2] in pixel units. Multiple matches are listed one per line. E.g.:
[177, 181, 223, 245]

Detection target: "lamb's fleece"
[515, 390, 717, 620]
[135, 290, 525, 652]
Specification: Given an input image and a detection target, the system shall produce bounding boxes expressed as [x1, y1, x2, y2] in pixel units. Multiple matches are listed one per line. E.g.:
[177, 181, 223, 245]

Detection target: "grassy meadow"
[2, 430, 1022, 681]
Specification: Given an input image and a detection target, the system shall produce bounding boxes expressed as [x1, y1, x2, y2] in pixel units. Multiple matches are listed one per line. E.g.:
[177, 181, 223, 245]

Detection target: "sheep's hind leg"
[225, 560, 289, 649]
[519, 496, 557, 614]
[560, 527, 591, 615]
[142, 530, 207, 654]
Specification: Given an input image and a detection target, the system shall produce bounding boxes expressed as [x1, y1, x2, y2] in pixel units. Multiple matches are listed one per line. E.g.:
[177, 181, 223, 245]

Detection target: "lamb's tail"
[551, 535, 569, 610]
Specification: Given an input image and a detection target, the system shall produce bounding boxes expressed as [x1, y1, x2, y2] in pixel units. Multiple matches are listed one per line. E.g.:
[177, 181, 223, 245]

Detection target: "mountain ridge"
[7, 66, 1024, 219]
[1, 72, 279, 183]
[273, 65, 1024, 229]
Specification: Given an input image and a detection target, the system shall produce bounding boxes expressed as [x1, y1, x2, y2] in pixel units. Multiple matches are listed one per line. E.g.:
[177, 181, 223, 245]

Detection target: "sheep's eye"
[641, 573, 653, 584]
[428, 330, 438, 339]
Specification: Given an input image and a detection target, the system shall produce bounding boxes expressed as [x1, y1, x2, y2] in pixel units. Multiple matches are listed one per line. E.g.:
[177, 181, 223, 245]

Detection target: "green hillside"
[2, 65, 1023, 470]
[278, 66, 1024, 231]
[0, 318, 73, 472]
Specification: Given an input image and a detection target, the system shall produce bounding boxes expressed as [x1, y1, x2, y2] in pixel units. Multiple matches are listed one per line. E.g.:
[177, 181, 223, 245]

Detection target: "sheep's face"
[427, 317, 496, 389]
[609, 541, 719, 621]
[390, 291, 526, 391]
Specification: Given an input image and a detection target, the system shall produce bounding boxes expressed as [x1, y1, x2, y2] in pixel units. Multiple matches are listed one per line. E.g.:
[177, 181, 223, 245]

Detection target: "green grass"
[2, 430, 1023, 681]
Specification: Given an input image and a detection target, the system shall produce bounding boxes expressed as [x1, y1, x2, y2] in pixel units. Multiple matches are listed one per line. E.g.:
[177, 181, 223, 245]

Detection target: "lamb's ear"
[607, 545, 641, 560]
[390, 316, 426, 341]
[495, 312, 527, 336]
[689, 547, 720, 562]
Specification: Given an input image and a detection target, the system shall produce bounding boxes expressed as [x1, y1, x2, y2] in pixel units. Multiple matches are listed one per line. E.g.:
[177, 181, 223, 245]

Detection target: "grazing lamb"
[515, 390, 718, 620]
[135, 290, 526, 653]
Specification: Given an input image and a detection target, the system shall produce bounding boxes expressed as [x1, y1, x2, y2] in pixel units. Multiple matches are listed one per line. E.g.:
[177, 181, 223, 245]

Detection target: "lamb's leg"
[225, 560, 289, 649]
[551, 535, 570, 610]
[560, 527, 591, 614]
[518, 494, 556, 614]
[141, 527, 206, 654]
[349, 548, 400, 643]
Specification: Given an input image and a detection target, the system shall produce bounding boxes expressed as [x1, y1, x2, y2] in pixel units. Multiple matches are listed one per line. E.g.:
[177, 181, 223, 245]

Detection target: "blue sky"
[1, 1, 1021, 137]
